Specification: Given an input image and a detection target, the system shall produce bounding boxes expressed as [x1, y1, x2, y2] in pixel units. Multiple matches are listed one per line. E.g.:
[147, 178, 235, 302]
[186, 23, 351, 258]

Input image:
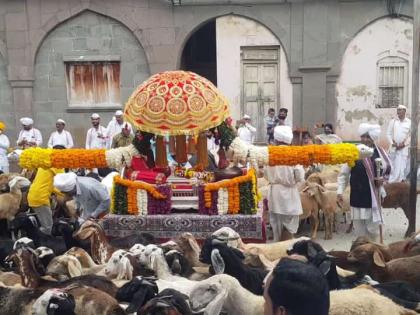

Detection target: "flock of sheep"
[0, 169, 419, 314]
[0, 214, 419, 314]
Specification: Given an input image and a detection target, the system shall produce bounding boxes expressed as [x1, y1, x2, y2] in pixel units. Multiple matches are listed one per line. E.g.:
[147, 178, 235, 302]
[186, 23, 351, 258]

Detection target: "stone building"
[0, 0, 415, 146]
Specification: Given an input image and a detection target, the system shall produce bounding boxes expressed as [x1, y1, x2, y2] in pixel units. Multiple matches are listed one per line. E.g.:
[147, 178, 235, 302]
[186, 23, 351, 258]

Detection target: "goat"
[116, 276, 159, 313]
[347, 243, 420, 290]
[72, 220, 117, 264]
[0, 176, 31, 221]
[303, 182, 338, 239]
[175, 232, 207, 267]
[10, 215, 67, 255]
[109, 232, 155, 249]
[51, 219, 90, 253]
[212, 226, 309, 261]
[299, 188, 320, 239]
[189, 274, 416, 315]
[199, 237, 268, 295]
[138, 288, 192, 315]
[5, 247, 118, 296]
[138, 244, 197, 295]
[32, 288, 76, 315]
[164, 249, 207, 280]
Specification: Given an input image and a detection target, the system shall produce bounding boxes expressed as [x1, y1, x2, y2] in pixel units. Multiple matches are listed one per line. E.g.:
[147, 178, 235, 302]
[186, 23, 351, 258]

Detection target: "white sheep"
[212, 227, 309, 261]
[138, 244, 197, 295]
[189, 274, 416, 315]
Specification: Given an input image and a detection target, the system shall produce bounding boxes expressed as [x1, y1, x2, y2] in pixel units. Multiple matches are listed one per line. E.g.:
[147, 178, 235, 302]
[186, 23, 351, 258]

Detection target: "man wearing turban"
[386, 105, 411, 182]
[47, 119, 74, 149]
[337, 123, 391, 240]
[0, 122, 10, 173]
[53, 172, 110, 220]
[17, 117, 43, 149]
[264, 125, 305, 241]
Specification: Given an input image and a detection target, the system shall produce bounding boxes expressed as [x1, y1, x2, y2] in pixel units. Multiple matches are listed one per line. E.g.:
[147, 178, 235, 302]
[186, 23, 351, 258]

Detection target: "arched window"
[376, 55, 408, 108]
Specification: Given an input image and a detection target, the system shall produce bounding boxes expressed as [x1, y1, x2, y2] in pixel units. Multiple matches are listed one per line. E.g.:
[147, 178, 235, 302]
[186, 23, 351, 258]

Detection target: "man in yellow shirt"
[27, 145, 65, 234]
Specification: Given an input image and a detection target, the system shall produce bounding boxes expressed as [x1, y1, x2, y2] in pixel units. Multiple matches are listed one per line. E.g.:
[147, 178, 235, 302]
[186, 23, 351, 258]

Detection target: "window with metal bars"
[376, 56, 408, 108]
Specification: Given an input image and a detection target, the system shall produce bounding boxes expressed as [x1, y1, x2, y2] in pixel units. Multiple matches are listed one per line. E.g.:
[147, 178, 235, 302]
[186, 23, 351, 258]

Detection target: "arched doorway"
[181, 15, 292, 143]
[181, 20, 217, 85]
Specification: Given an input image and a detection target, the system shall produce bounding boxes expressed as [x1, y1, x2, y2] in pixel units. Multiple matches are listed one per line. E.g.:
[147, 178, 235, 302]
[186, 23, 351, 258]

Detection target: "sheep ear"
[202, 287, 228, 315]
[373, 250, 386, 268]
[67, 258, 82, 277]
[301, 186, 309, 192]
[127, 288, 150, 313]
[211, 249, 225, 274]
[117, 256, 133, 280]
[307, 243, 318, 259]
[319, 260, 331, 275]
[188, 237, 201, 254]
[170, 257, 182, 275]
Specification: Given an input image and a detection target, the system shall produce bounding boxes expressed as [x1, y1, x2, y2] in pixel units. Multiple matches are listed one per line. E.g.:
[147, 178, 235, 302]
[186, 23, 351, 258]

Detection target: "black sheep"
[138, 288, 192, 315]
[10, 215, 67, 255]
[200, 237, 268, 295]
[109, 232, 155, 249]
[51, 219, 91, 253]
[46, 292, 76, 315]
[116, 276, 158, 313]
[164, 250, 195, 278]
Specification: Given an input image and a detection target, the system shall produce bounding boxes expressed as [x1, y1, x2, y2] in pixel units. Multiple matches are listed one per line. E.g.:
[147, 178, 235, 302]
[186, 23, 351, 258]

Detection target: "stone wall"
[336, 17, 414, 146]
[0, 0, 415, 147]
[33, 10, 150, 147]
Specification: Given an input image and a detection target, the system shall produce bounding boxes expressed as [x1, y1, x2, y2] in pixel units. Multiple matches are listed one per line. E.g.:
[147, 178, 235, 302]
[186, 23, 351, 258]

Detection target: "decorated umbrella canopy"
[124, 71, 231, 166]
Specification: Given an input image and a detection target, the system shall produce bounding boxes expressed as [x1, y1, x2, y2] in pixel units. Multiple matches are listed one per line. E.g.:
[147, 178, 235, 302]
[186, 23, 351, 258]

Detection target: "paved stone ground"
[306, 196, 420, 252]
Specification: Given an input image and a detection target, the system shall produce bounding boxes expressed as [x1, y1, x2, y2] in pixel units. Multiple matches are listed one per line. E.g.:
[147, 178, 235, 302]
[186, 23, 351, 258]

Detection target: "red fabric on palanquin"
[124, 71, 231, 167]
[124, 71, 230, 137]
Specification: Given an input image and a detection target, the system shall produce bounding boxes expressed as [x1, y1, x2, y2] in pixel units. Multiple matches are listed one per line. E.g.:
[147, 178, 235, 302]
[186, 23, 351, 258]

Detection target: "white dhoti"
[388, 149, 409, 182]
[351, 207, 380, 241]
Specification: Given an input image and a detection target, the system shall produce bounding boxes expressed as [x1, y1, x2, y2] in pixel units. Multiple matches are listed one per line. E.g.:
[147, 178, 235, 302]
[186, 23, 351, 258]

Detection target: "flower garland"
[114, 176, 167, 199]
[127, 187, 138, 215]
[174, 167, 215, 182]
[202, 169, 257, 215]
[147, 185, 172, 214]
[19, 147, 53, 169]
[113, 184, 128, 215]
[217, 188, 229, 215]
[137, 189, 148, 215]
[19, 145, 139, 170]
[110, 184, 115, 214]
[204, 168, 256, 192]
[268, 143, 360, 167]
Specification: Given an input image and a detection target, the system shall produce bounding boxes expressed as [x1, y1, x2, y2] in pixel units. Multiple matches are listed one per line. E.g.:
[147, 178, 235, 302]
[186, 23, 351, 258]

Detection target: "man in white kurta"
[47, 119, 74, 149]
[264, 125, 304, 241]
[85, 113, 108, 149]
[237, 114, 257, 145]
[106, 110, 133, 149]
[0, 121, 10, 173]
[387, 105, 411, 182]
[17, 117, 43, 149]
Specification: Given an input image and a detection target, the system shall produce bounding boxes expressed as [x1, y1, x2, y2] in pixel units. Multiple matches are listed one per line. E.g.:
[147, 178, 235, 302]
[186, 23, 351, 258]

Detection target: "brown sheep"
[304, 182, 337, 240]
[0, 176, 31, 221]
[347, 243, 420, 290]
[299, 189, 320, 239]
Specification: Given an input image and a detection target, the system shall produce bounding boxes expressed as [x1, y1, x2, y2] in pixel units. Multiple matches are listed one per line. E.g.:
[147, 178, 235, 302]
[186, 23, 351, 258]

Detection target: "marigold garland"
[127, 187, 139, 215]
[268, 143, 359, 167]
[204, 168, 256, 192]
[19, 147, 53, 169]
[114, 175, 167, 200]
[51, 149, 108, 169]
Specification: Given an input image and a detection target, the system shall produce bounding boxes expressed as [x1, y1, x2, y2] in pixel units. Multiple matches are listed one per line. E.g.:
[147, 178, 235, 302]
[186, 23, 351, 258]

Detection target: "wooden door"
[241, 47, 279, 143]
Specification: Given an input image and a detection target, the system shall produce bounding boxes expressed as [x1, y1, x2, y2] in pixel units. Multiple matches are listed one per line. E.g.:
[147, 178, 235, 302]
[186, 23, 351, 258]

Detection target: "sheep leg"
[346, 221, 354, 234]
[318, 210, 325, 231]
[309, 213, 319, 239]
[324, 213, 333, 240]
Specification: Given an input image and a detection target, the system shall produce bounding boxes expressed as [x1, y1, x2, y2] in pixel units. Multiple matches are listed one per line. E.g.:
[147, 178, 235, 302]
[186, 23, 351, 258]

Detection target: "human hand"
[374, 177, 384, 187]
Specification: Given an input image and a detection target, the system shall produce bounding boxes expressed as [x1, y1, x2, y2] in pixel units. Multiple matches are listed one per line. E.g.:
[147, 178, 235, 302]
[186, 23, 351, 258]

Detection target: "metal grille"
[378, 65, 405, 108]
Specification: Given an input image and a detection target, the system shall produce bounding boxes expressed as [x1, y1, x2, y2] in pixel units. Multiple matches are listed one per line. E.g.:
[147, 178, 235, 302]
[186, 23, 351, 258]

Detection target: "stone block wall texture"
[33, 10, 150, 147]
[0, 0, 415, 148]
